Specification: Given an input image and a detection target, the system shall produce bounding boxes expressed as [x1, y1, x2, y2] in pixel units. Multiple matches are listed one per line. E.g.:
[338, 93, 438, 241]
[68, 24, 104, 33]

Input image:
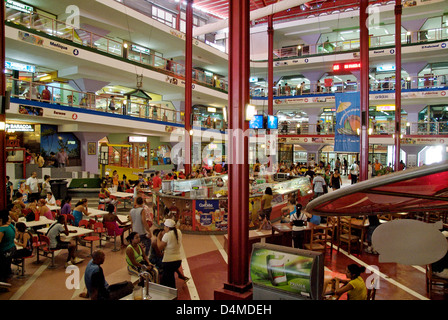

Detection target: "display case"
[154, 174, 313, 234]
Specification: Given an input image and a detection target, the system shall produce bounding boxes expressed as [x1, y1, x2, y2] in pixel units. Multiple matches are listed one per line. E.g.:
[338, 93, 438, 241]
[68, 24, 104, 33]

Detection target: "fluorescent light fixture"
[245, 104, 256, 121]
[285, 27, 330, 36]
[207, 107, 217, 113]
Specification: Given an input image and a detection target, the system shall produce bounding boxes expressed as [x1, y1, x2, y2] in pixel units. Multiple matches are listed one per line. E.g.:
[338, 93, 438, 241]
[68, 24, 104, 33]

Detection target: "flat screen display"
[249, 115, 264, 129]
[267, 115, 278, 129]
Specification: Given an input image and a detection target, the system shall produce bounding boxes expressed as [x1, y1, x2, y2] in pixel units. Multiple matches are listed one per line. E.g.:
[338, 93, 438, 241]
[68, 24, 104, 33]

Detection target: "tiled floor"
[1, 175, 447, 300]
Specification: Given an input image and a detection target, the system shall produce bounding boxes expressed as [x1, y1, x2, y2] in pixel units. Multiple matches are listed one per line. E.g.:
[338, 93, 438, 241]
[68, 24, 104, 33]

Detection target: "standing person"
[36, 153, 45, 168]
[157, 219, 183, 289]
[41, 175, 52, 197]
[83, 250, 133, 300]
[365, 215, 380, 254]
[46, 215, 83, 267]
[330, 168, 343, 191]
[41, 86, 52, 102]
[26, 171, 40, 203]
[257, 187, 273, 231]
[290, 203, 311, 249]
[350, 161, 359, 184]
[56, 148, 69, 168]
[312, 172, 326, 198]
[18, 182, 29, 204]
[6, 176, 13, 207]
[129, 197, 152, 256]
[343, 158, 348, 175]
[0, 210, 15, 283]
[152, 171, 162, 190]
[373, 159, 383, 176]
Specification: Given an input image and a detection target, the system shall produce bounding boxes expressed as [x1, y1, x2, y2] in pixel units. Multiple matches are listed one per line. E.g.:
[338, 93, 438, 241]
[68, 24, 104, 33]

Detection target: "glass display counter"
[154, 174, 313, 234]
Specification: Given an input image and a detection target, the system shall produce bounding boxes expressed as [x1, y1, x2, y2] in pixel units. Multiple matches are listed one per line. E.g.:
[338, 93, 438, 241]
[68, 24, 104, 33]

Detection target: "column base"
[214, 283, 253, 300]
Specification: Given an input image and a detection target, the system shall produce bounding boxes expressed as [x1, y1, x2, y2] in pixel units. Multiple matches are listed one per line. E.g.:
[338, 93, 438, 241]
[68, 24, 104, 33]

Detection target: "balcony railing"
[7, 77, 183, 125]
[251, 74, 448, 97]
[5, 8, 228, 92]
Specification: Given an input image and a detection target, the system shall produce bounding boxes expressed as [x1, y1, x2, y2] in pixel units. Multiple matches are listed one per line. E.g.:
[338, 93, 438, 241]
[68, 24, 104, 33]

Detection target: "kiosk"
[153, 174, 313, 233]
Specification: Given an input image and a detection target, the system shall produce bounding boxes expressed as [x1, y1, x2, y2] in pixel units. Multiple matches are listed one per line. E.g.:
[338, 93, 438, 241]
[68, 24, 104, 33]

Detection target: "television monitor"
[249, 115, 264, 129]
[267, 115, 278, 129]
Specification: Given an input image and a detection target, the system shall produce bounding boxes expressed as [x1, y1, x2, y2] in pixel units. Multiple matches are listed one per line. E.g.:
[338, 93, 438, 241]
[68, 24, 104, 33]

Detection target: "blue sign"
[334, 92, 360, 153]
[249, 115, 264, 129]
[5, 61, 35, 73]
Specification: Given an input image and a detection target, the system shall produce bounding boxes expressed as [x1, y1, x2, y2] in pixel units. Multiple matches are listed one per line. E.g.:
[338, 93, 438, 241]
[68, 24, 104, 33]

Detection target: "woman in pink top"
[38, 198, 54, 220]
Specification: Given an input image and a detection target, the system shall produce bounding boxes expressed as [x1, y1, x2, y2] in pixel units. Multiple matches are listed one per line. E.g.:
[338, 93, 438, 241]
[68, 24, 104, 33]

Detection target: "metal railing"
[5, 8, 228, 92]
[251, 74, 448, 97]
[7, 77, 183, 124]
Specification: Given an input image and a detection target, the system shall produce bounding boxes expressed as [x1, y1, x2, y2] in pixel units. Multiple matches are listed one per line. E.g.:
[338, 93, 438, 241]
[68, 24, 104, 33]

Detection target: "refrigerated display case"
[154, 174, 313, 234]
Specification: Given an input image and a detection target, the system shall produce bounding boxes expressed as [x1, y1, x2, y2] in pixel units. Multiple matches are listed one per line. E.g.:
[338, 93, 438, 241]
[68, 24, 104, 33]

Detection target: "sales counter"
[153, 174, 313, 234]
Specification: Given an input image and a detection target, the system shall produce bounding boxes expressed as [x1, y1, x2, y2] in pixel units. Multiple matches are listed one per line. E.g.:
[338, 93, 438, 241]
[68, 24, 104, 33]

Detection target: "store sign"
[333, 62, 361, 72]
[376, 105, 395, 111]
[5, 123, 34, 132]
[5, 0, 34, 13]
[5, 61, 35, 73]
[131, 44, 150, 55]
[129, 136, 147, 143]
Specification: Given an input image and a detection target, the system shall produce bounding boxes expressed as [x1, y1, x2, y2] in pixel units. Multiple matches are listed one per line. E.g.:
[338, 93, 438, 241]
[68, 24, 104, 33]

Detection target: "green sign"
[5, 0, 34, 13]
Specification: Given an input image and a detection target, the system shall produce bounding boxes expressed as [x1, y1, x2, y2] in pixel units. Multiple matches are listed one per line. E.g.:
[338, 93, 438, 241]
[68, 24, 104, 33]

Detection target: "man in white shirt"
[26, 171, 40, 202]
[350, 161, 360, 184]
[312, 173, 326, 198]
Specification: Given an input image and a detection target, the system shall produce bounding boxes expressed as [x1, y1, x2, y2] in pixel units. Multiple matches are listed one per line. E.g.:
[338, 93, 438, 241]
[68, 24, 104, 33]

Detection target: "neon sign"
[333, 62, 361, 72]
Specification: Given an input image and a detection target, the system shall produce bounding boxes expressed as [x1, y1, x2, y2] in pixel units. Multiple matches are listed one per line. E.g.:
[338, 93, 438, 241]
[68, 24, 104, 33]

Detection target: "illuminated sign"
[333, 62, 361, 72]
[129, 136, 147, 143]
[6, 123, 34, 132]
[130, 44, 150, 55]
[5, 0, 34, 13]
[377, 65, 396, 72]
[376, 105, 395, 111]
[5, 61, 35, 73]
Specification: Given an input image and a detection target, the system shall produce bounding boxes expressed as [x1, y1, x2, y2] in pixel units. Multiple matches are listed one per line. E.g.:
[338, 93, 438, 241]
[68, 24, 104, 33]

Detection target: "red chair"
[12, 253, 34, 279]
[38, 235, 58, 268]
[66, 214, 75, 225]
[93, 222, 106, 248]
[32, 235, 44, 263]
[79, 220, 100, 256]
[98, 204, 106, 211]
[104, 221, 122, 252]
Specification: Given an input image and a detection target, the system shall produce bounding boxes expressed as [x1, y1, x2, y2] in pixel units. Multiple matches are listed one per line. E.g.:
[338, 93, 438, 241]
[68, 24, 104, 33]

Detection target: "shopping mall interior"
[1, 0, 448, 304]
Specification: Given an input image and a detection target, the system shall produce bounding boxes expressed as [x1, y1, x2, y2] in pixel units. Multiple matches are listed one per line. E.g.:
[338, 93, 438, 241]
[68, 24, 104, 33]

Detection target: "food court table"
[110, 192, 134, 208]
[23, 217, 54, 228]
[36, 225, 94, 253]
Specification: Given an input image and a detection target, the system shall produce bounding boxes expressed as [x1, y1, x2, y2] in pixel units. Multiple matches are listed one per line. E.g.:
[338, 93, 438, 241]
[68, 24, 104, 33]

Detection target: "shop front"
[153, 174, 313, 234]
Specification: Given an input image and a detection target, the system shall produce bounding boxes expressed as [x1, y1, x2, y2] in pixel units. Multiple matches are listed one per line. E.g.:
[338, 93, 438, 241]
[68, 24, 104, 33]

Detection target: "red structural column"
[359, 0, 369, 181]
[184, 0, 193, 175]
[0, 0, 7, 210]
[394, 0, 402, 171]
[215, 0, 252, 300]
[267, 15, 274, 116]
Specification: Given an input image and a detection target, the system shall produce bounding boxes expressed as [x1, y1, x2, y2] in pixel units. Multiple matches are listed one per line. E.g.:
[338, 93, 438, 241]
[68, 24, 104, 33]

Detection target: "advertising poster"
[334, 92, 360, 153]
[194, 199, 226, 231]
[250, 247, 314, 298]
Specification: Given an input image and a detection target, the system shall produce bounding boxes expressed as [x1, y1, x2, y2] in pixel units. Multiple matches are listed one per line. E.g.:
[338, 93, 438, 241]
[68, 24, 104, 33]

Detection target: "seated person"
[324, 264, 367, 300]
[72, 199, 90, 226]
[45, 192, 56, 206]
[46, 215, 83, 267]
[125, 232, 159, 283]
[82, 250, 133, 300]
[103, 204, 131, 247]
[38, 198, 54, 220]
[9, 191, 26, 221]
[99, 183, 111, 204]
[13, 222, 33, 259]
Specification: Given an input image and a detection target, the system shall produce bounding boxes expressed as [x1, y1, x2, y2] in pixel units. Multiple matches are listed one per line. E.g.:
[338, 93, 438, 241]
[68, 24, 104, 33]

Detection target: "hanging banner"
[334, 92, 360, 153]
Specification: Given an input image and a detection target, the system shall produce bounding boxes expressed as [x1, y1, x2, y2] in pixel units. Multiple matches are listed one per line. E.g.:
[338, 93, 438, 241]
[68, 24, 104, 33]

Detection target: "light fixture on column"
[245, 104, 256, 121]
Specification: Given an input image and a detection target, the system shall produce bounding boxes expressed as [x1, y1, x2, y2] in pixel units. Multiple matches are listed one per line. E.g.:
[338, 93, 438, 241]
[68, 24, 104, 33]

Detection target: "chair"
[93, 222, 107, 248]
[66, 214, 75, 225]
[38, 235, 58, 268]
[12, 253, 34, 279]
[98, 204, 106, 211]
[426, 264, 448, 299]
[78, 220, 100, 256]
[32, 235, 44, 263]
[366, 278, 377, 300]
[304, 225, 330, 255]
[338, 217, 361, 255]
[104, 221, 120, 252]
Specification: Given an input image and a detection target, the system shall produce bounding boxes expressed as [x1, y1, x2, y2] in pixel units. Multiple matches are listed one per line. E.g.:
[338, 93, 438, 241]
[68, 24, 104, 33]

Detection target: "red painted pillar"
[359, 0, 369, 181]
[0, 0, 7, 210]
[215, 0, 251, 299]
[184, 0, 193, 175]
[268, 15, 274, 116]
[394, 0, 402, 171]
